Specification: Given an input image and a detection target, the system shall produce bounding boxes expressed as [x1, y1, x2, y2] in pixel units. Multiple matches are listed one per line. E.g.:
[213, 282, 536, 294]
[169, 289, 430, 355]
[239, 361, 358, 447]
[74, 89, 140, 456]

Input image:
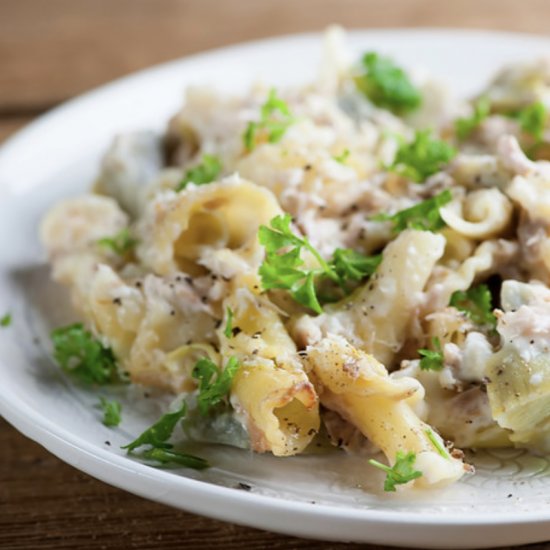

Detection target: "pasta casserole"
[40, 28, 550, 492]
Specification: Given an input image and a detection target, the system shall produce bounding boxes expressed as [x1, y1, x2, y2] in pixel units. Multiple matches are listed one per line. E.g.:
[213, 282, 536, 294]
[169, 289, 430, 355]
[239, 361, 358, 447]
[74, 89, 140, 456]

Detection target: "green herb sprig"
[517, 101, 547, 143]
[192, 356, 241, 416]
[176, 154, 222, 191]
[258, 214, 339, 314]
[333, 149, 350, 164]
[356, 52, 422, 115]
[369, 451, 423, 492]
[122, 402, 209, 470]
[372, 189, 453, 233]
[223, 307, 234, 339]
[425, 428, 449, 459]
[258, 214, 380, 313]
[449, 283, 497, 328]
[243, 89, 295, 151]
[455, 97, 491, 141]
[331, 249, 382, 282]
[51, 323, 120, 385]
[418, 337, 444, 372]
[97, 228, 137, 256]
[388, 130, 456, 182]
[98, 397, 122, 427]
[0, 312, 11, 327]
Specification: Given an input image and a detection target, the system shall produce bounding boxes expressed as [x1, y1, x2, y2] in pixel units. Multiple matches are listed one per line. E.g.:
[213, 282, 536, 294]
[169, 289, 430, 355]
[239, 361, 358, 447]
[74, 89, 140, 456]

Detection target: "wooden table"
[2, 1, 550, 548]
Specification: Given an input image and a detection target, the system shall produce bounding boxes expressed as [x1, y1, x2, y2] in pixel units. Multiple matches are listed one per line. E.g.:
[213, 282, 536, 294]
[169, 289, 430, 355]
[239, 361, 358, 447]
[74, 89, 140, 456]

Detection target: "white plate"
[2, 29, 550, 549]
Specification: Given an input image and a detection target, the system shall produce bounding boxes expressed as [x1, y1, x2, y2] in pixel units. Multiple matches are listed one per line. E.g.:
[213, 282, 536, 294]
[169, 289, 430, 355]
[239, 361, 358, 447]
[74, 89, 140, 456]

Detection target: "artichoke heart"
[487, 348, 550, 445]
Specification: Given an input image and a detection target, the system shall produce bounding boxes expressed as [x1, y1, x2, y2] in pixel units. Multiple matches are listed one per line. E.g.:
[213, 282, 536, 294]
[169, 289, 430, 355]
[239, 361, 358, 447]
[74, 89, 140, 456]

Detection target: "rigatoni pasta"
[40, 27, 550, 492]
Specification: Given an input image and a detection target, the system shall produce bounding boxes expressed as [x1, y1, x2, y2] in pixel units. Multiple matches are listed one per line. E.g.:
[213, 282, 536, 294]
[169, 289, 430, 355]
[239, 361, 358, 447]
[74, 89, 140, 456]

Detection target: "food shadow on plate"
[6, 263, 77, 384]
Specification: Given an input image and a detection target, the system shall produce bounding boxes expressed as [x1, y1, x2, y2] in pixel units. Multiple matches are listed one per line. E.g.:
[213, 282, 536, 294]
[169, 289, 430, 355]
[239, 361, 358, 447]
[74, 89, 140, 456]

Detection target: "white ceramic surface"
[2, 29, 550, 548]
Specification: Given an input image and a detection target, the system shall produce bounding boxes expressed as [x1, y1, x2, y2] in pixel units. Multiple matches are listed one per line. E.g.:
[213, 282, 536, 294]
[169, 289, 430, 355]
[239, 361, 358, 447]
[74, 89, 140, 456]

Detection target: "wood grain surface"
[2, 1, 550, 548]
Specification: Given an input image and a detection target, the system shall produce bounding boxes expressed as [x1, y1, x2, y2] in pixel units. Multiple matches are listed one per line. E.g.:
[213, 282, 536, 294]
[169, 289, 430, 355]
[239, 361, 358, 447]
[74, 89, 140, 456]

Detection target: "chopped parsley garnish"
[97, 228, 137, 256]
[418, 337, 444, 372]
[98, 397, 122, 427]
[258, 213, 340, 314]
[258, 214, 381, 313]
[123, 402, 187, 452]
[140, 448, 209, 470]
[455, 97, 491, 141]
[369, 451, 423, 492]
[516, 101, 547, 143]
[51, 323, 119, 385]
[333, 149, 350, 164]
[372, 189, 453, 233]
[356, 52, 422, 115]
[331, 249, 382, 281]
[192, 356, 241, 416]
[0, 312, 11, 327]
[449, 283, 497, 328]
[425, 428, 449, 459]
[122, 402, 208, 470]
[223, 306, 234, 339]
[176, 154, 222, 191]
[388, 130, 456, 182]
[243, 88, 295, 151]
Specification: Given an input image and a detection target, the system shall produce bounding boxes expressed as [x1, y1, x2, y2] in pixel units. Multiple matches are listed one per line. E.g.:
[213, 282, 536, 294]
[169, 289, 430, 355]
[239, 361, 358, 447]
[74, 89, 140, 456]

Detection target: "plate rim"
[3, 27, 550, 545]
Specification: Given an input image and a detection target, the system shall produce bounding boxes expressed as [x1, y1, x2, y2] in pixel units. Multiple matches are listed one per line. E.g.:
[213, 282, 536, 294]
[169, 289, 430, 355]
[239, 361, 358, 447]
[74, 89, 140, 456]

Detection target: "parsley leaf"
[333, 149, 350, 164]
[455, 97, 491, 141]
[331, 249, 382, 281]
[97, 228, 137, 256]
[418, 337, 444, 371]
[51, 323, 119, 385]
[223, 306, 234, 339]
[425, 428, 449, 459]
[258, 214, 381, 312]
[176, 154, 222, 191]
[372, 189, 453, 233]
[122, 402, 187, 452]
[243, 89, 295, 151]
[192, 356, 241, 416]
[140, 448, 209, 470]
[356, 52, 422, 115]
[0, 312, 11, 327]
[369, 451, 423, 492]
[122, 402, 209, 470]
[258, 214, 339, 314]
[449, 283, 497, 328]
[517, 101, 547, 143]
[98, 397, 122, 427]
[388, 130, 456, 182]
